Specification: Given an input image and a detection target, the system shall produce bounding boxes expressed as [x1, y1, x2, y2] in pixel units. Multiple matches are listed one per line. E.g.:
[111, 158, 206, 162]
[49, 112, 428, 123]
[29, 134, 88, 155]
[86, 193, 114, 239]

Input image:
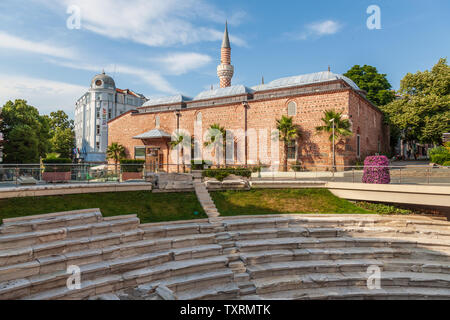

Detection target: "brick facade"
[108, 82, 389, 170]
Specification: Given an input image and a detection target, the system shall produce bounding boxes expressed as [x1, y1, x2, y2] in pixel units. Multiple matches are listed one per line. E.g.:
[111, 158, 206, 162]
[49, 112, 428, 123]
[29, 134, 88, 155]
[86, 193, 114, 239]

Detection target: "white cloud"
[0, 74, 86, 116]
[0, 31, 76, 59]
[47, 59, 177, 94]
[39, 0, 247, 47]
[297, 20, 342, 40]
[152, 52, 212, 75]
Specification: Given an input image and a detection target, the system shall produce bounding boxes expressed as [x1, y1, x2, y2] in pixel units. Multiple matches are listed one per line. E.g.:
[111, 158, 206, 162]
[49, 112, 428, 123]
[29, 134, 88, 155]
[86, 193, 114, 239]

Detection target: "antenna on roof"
[262, 76, 265, 85]
[328, 65, 331, 72]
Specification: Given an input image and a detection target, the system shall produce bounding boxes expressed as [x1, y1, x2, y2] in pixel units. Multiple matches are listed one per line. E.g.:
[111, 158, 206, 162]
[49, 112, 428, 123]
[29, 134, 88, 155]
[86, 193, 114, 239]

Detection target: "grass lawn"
[211, 189, 373, 216]
[0, 191, 207, 224]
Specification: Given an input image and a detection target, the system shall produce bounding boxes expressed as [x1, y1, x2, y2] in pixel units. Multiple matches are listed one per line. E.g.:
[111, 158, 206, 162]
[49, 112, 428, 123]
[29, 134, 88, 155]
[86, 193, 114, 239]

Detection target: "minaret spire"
[217, 21, 234, 88]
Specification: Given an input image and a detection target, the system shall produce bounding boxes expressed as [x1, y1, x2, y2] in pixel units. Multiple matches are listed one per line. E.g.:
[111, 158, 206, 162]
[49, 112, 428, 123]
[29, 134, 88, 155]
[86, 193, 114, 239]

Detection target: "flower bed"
[42, 158, 72, 183]
[362, 156, 390, 184]
[202, 168, 252, 182]
[122, 172, 143, 181]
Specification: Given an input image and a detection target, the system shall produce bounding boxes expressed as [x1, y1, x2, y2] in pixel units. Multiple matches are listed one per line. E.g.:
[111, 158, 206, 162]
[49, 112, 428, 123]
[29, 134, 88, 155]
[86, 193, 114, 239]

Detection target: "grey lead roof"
[194, 85, 254, 101]
[133, 129, 172, 139]
[251, 71, 360, 91]
[141, 71, 360, 108]
[222, 22, 231, 48]
[141, 95, 192, 107]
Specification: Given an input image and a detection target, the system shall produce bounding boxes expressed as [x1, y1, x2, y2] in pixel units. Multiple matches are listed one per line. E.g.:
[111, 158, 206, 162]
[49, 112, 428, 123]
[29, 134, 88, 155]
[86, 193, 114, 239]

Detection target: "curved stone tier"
[0, 211, 449, 300]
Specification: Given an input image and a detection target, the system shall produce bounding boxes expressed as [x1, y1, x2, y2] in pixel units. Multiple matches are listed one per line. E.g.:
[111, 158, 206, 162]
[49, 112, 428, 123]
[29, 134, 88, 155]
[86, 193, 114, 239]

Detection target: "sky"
[0, 0, 448, 118]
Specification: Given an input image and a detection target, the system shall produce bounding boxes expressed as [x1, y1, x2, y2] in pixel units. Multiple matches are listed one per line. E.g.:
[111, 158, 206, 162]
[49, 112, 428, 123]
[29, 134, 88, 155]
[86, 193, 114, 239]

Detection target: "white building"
[75, 72, 147, 162]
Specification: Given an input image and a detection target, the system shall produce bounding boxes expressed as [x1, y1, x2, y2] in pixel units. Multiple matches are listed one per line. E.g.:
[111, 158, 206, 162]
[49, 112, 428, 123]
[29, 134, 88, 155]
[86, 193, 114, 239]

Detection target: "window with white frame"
[135, 147, 146, 160]
[287, 101, 297, 116]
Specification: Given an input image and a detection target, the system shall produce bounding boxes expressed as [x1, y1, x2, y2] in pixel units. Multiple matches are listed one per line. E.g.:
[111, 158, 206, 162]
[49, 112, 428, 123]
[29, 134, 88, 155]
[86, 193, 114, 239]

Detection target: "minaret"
[217, 22, 234, 88]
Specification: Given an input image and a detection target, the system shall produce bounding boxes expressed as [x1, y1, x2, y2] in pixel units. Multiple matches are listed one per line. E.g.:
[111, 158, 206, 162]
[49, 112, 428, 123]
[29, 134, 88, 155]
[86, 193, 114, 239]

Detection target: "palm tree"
[106, 142, 126, 174]
[315, 109, 352, 168]
[204, 124, 226, 167]
[276, 115, 300, 172]
[170, 131, 191, 173]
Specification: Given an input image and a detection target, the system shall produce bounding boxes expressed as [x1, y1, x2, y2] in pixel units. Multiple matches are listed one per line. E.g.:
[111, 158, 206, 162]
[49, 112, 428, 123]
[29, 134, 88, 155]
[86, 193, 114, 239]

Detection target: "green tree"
[315, 110, 352, 167]
[204, 124, 227, 167]
[0, 100, 50, 163]
[45, 110, 75, 159]
[106, 142, 126, 174]
[170, 131, 191, 173]
[276, 115, 300, 172]
[50, 127, 75, 159]
[344, 65, 396, 106]
[380, 58, 450, 145]
[47, 110, 74, 132]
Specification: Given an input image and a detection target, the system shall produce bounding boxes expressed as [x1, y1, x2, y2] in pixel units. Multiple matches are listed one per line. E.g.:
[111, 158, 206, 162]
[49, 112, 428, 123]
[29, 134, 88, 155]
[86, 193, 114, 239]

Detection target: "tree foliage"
[380, 58, 450, 144]
[0, 100, 50, 163]
[344, 65, 395, 106]
[45, 110, 75, 159]
[276, 115, 300, 172]
[315, 110, 352, 142]
[0, 100, 75, 163]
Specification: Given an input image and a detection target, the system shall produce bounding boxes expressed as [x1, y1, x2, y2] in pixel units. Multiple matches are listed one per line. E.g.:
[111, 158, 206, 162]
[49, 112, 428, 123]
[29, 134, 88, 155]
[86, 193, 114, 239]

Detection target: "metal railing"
[0, 163, 449, 187]
[250, 164, 450, 186]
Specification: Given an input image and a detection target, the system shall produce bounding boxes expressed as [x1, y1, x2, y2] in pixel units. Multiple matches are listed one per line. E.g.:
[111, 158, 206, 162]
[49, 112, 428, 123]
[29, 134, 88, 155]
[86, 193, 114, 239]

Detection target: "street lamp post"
[176, 111, 181, 173]
[330, 118, 335, 171]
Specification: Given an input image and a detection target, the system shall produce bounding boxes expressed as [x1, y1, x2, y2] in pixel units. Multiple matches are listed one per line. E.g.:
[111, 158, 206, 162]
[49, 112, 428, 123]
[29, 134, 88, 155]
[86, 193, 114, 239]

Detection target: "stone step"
[0, 217, 140, 251]
[141, 222, 216, 239]
[246, 258, 450, 280]
[0, 210, 103, 235]
[253, 271, 450, 295]
[135, 269, 234, 296]
[0, 234, 219, 282]
[224, 223, 450, 242]
[176, 282, 240, 300]
[235, 236, 450, 253]
[247, 259, 384, 279]
[340, 226, 450, 240]
[2, 251, 228, 300]
[240, 247, 450, 266]
[256, 285, 450, 300]
[222, 216, 450, 234]
[381, 259, 450, 274]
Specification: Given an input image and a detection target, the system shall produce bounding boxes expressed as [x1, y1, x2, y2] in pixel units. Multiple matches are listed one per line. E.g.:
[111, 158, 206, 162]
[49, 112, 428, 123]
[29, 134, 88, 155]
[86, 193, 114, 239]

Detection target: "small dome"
[91, 71, 116, 89]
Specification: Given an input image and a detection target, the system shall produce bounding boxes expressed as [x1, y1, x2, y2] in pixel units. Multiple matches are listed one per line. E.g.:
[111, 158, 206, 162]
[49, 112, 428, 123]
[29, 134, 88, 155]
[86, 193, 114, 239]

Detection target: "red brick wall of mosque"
[108, 86, 389, 170]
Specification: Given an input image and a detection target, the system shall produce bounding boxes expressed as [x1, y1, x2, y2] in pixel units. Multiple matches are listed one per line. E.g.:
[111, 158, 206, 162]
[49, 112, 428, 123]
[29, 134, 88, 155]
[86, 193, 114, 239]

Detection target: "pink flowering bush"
[362, 156, 390, 184]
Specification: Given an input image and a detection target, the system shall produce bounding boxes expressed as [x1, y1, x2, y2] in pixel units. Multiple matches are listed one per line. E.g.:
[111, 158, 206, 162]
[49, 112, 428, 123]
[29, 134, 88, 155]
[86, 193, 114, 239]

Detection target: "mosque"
[107, 23, 389, 170]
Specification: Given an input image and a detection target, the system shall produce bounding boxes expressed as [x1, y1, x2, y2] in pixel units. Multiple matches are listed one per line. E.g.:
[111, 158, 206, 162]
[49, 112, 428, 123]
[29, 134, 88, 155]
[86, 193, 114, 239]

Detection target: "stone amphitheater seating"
[0, 210, 449, 300]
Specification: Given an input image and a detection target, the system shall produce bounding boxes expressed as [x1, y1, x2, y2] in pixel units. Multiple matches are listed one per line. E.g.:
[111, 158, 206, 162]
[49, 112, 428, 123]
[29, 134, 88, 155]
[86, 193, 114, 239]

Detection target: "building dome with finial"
[90, 70, 116, 90]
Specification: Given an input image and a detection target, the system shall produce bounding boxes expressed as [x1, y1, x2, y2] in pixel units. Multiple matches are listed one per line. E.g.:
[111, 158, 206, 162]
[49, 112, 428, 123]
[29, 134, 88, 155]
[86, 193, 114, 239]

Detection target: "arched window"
[287, 101, 297, 116]
[155, 115, 160, 128]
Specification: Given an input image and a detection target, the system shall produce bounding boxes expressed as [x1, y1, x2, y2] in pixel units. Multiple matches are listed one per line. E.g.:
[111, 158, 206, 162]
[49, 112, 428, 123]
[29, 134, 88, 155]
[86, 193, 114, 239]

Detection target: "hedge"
[429, 147, 450, 165]
[191, 160, 213, 170]
[120, 159, 145, 173]
[42, 158, 72, 172]
[362, 155, 390, 184]
[202, 168, 252, 181]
